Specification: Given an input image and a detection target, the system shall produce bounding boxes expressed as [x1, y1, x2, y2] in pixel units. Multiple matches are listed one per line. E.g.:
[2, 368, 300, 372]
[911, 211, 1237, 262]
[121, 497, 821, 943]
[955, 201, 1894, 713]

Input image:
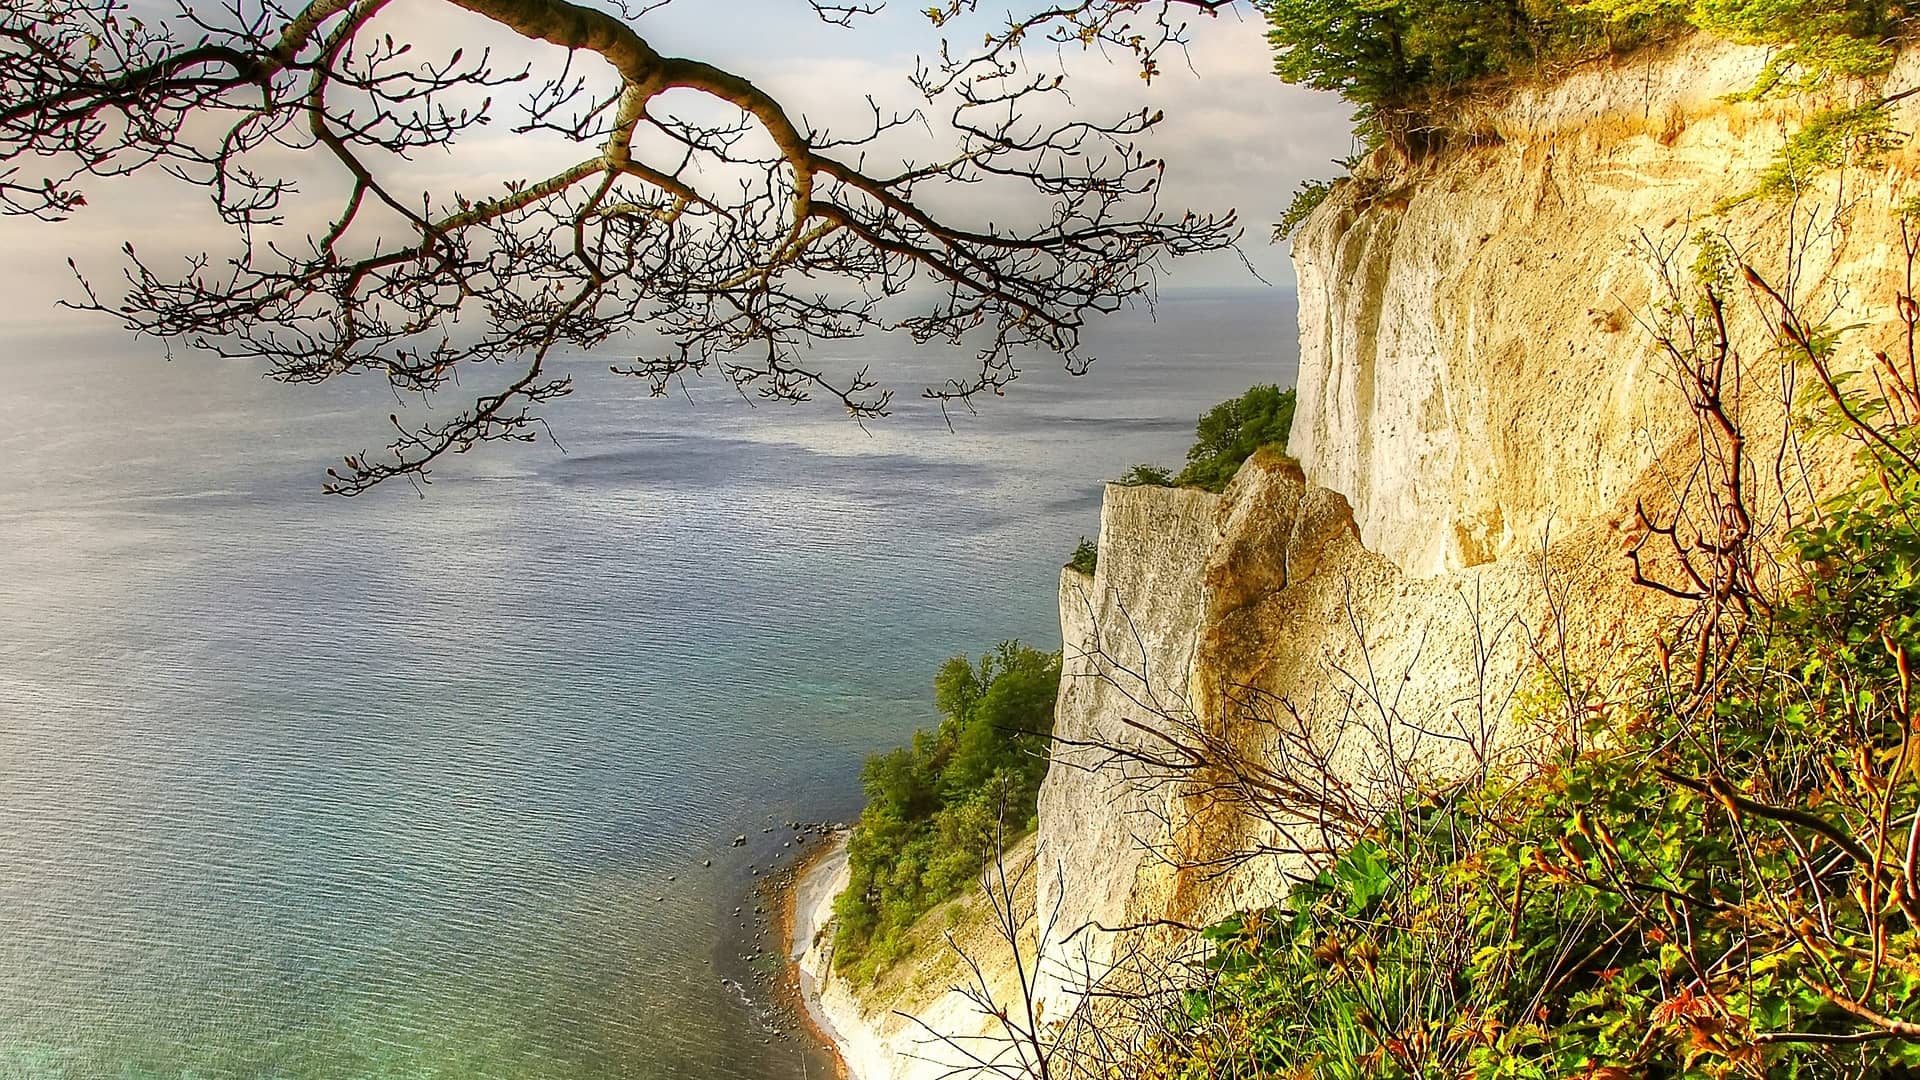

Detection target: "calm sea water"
[0, 292, 1296, 1080]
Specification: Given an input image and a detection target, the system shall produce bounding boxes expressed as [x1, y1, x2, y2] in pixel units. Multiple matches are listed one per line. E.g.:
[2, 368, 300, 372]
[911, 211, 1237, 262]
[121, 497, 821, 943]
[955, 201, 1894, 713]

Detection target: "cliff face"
[1034, 454, 1593, 1006]
[812, 34, 1920, 1076]
[1035, 484, 1221, 989]
[1035, 30, 1920, 1022]
[1293, 37, 1920, 575]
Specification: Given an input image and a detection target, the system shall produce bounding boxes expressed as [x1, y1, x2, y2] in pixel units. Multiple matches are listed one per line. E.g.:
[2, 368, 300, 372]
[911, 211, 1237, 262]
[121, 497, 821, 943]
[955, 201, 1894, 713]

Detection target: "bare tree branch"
[1, 0, 1243, 491]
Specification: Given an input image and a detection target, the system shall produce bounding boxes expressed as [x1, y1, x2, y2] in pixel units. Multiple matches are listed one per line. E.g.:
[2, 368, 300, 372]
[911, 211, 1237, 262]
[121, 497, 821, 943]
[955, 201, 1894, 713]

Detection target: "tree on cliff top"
[0, 0, 1243, 492]
[1177, 382, 1293, 490]
[1262, 0, 1913, 143]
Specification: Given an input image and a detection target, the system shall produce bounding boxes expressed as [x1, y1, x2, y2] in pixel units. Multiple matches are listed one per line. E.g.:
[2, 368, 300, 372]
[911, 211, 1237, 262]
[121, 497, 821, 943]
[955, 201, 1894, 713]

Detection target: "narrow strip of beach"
[771, 830, 853, 1079]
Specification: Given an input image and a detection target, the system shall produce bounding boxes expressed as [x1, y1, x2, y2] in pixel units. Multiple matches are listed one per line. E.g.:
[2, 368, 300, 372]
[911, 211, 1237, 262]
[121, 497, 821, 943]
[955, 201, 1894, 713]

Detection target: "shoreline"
[769, 829, 853, 1080]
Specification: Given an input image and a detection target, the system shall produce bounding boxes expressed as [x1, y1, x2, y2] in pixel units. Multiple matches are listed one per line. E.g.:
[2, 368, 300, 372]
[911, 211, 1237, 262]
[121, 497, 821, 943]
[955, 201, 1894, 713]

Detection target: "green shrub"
[1686, 0, 1905, 98]
[833, 642, 1060, 981]
[1275, 180, 1334, 244]
[1067, 536, 1098, 576]
[1173, 385, 1297, 493]
[1117, 463, 1176, 487]
[1103, 386, 1298, 497]
[1262, 2, 1911, 219]
[1264, 0, 1677, 132]
[1153, 395, 1920, 1079]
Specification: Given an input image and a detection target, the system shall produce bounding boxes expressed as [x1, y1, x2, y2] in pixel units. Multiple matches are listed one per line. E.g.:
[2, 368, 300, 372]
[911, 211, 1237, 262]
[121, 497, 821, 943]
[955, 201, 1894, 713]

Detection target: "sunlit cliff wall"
[816, 34, 1920, 1075]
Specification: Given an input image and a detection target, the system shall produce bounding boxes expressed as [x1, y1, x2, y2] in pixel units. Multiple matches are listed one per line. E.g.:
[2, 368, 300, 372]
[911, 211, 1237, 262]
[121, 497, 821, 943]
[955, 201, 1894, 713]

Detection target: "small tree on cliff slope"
[0, 0, 1241, 492]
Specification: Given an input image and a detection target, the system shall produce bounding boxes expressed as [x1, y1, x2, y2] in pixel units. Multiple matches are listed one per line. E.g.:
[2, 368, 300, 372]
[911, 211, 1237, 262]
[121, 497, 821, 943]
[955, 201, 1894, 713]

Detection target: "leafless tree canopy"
[1, 0, 1241, 491]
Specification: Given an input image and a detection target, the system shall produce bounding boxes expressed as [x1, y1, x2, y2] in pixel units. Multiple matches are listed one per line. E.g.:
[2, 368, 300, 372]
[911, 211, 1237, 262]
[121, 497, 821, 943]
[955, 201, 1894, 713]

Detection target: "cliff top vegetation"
[1269, 0, 1916, 233]
[1119, 383, 1298, 494]
[1267, 0, 1911, 140]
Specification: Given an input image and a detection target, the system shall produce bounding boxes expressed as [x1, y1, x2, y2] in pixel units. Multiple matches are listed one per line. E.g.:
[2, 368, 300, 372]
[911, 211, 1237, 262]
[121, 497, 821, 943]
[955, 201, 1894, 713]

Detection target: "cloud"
[739, 9, 1355, 286]
[0, 1, 1353, 336]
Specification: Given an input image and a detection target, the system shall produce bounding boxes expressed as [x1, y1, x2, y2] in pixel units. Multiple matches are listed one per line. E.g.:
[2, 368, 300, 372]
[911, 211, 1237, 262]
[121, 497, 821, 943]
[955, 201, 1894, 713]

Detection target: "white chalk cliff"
[805, 33, 1920, 1076]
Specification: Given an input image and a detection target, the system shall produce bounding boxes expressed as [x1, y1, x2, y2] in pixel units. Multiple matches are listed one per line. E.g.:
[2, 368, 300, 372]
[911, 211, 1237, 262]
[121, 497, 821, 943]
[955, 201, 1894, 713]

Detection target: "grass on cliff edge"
[832, 642, 1059, 983]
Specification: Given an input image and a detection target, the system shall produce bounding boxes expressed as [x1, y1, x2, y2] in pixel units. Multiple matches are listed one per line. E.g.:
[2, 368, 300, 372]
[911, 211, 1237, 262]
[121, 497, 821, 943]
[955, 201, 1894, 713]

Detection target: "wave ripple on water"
[0, 293, 1295, 1079]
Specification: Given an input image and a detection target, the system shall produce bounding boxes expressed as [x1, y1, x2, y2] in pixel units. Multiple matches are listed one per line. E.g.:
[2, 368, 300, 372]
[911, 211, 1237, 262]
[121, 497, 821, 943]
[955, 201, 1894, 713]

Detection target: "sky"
[0, 0, 1357, 338]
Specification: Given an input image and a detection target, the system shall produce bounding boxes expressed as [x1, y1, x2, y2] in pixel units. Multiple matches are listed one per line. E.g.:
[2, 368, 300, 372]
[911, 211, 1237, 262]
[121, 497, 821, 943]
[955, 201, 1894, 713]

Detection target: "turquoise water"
[0, 293, 1295, 1079]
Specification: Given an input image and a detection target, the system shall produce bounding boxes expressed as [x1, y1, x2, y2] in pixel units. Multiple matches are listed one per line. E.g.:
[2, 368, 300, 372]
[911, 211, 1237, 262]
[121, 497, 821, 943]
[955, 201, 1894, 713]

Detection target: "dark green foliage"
[1067, 536, 1098, 576]
[1267, 0, 1913, 217]
[1263, 0, 1669, 133]
[1275, 180, 1334, 243]
[1108, 386, 1297, 494]
[1153, 405, 1920, 1077]
[833, 642, 1060, 981]
[1117, 463, 1176, 487]
[1174, 385, 1297, 493]
[1263, 0, 1905, 140]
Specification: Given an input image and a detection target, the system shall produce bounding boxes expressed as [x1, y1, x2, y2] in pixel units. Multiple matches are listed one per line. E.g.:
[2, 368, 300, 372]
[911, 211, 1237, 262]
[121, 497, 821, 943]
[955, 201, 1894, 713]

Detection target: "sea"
[0, 291, 1297, 1080]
